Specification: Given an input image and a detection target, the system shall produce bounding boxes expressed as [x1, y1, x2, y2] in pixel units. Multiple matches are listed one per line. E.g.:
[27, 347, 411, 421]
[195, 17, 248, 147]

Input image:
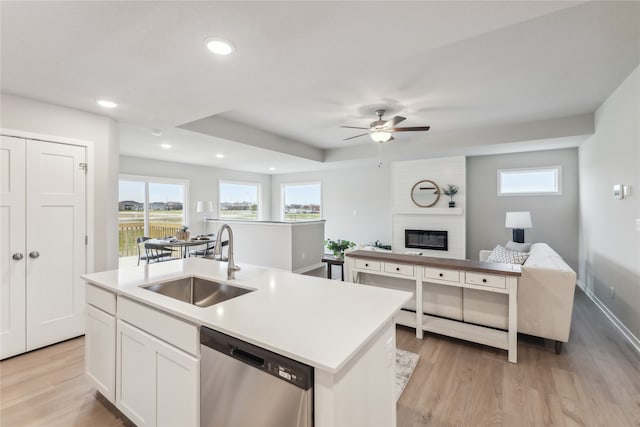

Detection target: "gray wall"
[579, 65, 639, 342]
[466, 148, 579, 270]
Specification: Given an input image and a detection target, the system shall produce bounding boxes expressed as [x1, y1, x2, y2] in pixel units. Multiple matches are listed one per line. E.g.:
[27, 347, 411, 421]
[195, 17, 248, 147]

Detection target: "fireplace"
[405, 229, 448, 251]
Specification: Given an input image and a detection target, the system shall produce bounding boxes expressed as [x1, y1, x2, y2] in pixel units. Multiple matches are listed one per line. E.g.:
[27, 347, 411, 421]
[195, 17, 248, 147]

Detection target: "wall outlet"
[301, 252, 305, 260]
[609, 286, 615, 298]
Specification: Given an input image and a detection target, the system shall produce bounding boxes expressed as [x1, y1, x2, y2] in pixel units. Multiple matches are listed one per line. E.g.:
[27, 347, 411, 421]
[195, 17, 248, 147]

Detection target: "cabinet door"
[116, 319, 199, 427]
[85, 304, 115, 401]
[26, 140, 86, 351]
[0, 136, 26, 360]
[155, 335, 199, 427]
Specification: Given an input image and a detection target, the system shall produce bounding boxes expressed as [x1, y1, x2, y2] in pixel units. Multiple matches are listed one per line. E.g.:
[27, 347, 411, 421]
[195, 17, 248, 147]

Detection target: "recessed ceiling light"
[205, 37, 235, 55]
[215, 153, 224, 158]
[269, 167, 276, 171]
[151, 129, 162, 137]
[97, 99, 117, 108]
[160, 143, 172, 149]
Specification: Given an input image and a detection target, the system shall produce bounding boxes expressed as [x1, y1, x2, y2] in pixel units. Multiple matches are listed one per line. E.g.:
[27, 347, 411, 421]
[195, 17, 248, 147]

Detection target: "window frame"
[280, 181, 322, 222]
[497, 166, 562, 197]
[218, 179, 262, 221]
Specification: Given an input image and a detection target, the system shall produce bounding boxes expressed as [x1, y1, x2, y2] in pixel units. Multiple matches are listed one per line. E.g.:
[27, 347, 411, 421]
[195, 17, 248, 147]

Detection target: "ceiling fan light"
[370, 131, 392, 143]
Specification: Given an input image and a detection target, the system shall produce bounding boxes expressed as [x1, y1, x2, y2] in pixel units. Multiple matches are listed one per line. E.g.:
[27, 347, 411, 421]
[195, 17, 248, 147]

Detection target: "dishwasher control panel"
[201, 326, 314, 390]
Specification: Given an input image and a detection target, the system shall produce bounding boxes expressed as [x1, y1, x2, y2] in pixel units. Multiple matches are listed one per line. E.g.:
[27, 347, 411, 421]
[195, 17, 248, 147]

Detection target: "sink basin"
[141, 276, 254, 307]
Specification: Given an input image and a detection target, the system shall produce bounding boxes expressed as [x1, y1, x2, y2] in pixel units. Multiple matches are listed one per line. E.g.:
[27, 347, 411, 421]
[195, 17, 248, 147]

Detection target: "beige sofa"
[475, 243, 577, 353]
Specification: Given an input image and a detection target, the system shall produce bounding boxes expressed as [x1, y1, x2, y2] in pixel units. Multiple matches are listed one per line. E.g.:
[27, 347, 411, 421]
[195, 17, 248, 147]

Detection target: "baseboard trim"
[576, 280, 640, 354]
[294, 262, 324, 274]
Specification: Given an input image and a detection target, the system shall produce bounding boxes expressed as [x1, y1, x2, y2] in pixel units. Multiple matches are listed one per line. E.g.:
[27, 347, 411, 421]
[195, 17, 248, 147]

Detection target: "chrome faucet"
[213, 223, 241, 280]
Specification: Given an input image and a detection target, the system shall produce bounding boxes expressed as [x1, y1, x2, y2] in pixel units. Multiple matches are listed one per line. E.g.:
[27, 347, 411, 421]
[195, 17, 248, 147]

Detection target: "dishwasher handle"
[230, 345, 265, 368]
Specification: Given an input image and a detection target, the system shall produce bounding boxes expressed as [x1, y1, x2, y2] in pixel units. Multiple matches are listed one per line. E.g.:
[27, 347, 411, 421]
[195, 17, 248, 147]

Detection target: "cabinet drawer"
[354, 259, 381, 272]
[384, 262, 415, 277]
[86, 283, 116, 315]
[423, 267, 460, 283]
[464, 272, 506, 289]
[118, 297, 199, 356]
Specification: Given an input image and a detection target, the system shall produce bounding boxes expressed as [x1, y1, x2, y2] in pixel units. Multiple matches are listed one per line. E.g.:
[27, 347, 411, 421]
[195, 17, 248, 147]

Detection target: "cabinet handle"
[29, 251, 40, 259]
[439, 273, 443, 277]
[396, 267, 400, 271]
[12, 252, 24, 261]
[482, 278, 487, 283]
[365, 263, 369, 267]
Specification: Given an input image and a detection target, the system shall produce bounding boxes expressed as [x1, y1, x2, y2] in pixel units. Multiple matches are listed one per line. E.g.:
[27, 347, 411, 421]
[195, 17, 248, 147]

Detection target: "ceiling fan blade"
[343, 133, 369, 141]
[340, 125, 370, 130]
[383, 115, 406, 129]
[391, 126, 431, 132]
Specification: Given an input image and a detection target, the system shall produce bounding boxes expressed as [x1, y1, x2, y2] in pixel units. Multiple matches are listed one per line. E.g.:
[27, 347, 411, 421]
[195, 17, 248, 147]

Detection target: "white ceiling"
[1, 1, 639, 174]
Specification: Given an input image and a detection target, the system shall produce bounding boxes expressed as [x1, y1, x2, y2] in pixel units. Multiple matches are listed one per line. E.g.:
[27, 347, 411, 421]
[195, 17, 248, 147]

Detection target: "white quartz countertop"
[81, 258, 411, 373]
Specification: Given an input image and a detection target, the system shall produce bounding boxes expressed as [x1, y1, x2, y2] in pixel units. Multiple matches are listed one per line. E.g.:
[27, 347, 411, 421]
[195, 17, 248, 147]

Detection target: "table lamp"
[196, 200, 214, 233]
[505, 211, 532, 243]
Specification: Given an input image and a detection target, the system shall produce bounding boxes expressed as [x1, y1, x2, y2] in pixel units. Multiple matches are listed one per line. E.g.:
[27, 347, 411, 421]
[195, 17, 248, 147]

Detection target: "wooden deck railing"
[119, 222, 183, 257]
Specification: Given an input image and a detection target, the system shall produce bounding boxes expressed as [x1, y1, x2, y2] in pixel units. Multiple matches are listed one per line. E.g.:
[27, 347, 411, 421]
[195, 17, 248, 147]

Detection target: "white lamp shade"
[505, 211, 532, 229]
[196, 200, 214, 213]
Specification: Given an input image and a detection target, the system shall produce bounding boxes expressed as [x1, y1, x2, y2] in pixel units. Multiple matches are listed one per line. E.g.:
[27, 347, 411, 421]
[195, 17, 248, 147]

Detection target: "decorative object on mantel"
[176, 225, 190, 240]
[613, 184, 630, 199]
[410, 179, 440, 208]
[324, 238, 356, 258]
[443, 184, 459, 208]
[395, 349, 419, 401]
[371, 240, 392, 250]
[505, 211, 532, 243]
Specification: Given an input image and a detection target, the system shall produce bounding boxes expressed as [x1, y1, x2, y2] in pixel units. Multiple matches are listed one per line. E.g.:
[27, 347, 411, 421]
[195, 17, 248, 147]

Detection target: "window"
[282, 182, 321, 221]
[219, 181, 260, 220]
[498, 167, 561, 196]
[118, 175, 188, 257]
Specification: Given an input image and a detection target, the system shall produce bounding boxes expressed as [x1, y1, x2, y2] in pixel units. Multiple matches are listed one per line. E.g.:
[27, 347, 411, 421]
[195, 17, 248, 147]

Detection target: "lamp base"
[512, 229, 525, 243]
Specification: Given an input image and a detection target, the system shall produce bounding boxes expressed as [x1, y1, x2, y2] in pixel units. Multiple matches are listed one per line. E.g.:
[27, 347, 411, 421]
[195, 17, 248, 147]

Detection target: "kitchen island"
[82, 257, 412, 427]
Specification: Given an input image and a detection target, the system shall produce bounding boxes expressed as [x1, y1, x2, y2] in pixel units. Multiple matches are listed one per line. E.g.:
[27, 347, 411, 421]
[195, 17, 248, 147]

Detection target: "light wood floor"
[1, 284, 638, 426]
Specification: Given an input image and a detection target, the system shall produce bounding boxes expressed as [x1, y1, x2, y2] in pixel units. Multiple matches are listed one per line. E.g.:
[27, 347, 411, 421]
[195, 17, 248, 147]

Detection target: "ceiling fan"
[341, 109, 430, 143]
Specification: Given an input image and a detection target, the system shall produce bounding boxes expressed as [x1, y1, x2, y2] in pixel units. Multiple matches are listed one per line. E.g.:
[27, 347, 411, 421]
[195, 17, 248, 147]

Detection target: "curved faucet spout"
[213, 224, 241, 280]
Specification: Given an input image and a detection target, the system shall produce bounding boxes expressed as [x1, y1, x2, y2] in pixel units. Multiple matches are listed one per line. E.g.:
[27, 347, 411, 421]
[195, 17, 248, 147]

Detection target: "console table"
[344, 250, 522, 363]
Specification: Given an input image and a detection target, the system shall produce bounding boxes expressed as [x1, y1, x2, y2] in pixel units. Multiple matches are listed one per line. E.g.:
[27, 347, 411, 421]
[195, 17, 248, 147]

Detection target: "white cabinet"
[1, 135, 87, 359]
[85, 284, 116, 402]
[84, 287, 199, 427]
[116, 319, 199, 427]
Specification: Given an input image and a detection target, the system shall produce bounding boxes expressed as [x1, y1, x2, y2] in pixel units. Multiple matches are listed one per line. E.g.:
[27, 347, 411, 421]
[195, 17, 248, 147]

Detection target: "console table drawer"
[384, 262, 415, 277]
[465, 272, 506, 289]
[355, 259, 381, 272]
[424, 267, 460, 283]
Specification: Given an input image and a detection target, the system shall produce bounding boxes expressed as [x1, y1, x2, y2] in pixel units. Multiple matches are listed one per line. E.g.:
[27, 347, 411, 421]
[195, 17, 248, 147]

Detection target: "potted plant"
[443, 184, 459, 208]
[324, 238, 356, 258]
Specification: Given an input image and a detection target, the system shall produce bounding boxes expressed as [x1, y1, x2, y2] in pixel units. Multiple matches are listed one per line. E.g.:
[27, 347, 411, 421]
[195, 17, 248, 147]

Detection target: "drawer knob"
[482, 278, 487, 283]
[396, 267, 400, 271]
[365, 263, 369, 267]
[439, 273, 443, 277]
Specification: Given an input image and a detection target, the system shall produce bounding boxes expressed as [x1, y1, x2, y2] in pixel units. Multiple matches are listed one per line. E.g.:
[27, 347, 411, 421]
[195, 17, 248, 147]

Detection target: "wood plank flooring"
[1, 287, 638, 426]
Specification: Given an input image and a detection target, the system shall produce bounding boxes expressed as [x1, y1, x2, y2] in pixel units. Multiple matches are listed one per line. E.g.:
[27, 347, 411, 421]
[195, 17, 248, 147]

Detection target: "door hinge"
[79, 163, 88, 173]
[85, 235, 88, 245]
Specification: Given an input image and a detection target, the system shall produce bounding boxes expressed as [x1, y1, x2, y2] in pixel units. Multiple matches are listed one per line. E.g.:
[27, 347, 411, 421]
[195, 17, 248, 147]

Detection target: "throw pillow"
[505, 240, 532, 253]
[487, 245, 529, 265]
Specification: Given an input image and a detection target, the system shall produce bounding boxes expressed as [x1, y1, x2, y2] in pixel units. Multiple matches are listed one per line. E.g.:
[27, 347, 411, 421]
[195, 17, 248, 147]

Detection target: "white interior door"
[26, 140, 86, 350]
[0, 136, 27, 359]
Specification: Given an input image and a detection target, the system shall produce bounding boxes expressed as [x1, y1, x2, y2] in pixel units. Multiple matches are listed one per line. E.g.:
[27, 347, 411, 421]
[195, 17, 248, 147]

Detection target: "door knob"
[12, 252, 24, 261]
[29, 251, 40, 259]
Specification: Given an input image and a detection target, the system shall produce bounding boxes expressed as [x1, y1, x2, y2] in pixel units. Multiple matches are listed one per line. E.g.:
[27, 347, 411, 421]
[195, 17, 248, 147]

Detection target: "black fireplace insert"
[405, 229, 448, 251]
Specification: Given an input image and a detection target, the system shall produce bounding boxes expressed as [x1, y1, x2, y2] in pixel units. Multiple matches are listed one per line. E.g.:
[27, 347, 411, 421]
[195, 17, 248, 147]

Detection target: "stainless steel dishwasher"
[200, 326, 314, 427]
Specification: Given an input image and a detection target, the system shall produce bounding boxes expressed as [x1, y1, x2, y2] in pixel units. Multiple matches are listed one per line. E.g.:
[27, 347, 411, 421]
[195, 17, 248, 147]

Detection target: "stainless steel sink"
[141, 276, 254, 307]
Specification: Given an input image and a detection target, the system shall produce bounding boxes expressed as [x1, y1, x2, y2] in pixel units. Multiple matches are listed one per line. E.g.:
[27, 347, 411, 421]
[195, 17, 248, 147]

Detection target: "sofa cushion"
[505, 240, 532, 253]
[487, 245, 529, 265]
